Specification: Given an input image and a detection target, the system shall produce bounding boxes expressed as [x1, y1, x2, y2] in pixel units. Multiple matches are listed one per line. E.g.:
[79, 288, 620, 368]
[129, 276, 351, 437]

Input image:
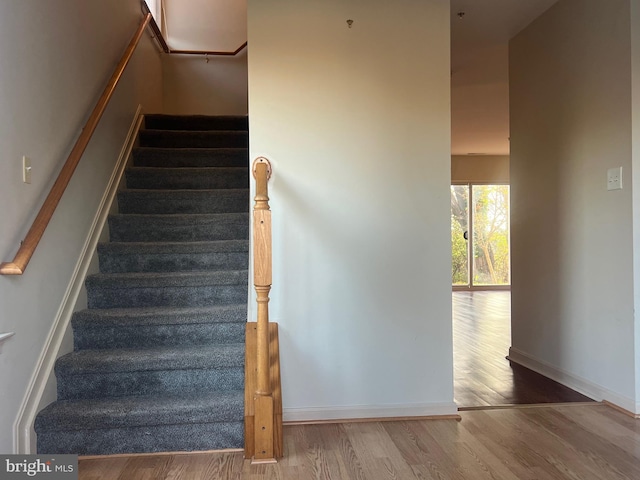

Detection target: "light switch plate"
[607, 167, 622, 191]
[22, 156, 31, 184]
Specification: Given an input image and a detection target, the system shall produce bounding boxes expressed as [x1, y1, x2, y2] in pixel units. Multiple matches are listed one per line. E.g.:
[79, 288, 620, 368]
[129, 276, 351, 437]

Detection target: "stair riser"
[125, 171, 249, 190]
[133, 149, 248, 168]
[87, 284, 247, 309]
[108, 217, 249, 243]
[57, 367, 243, 400]
[118, 191, 249, 215]
[98, 251, 248, 273]
[37, 421, 243, 455]
[74, 323, 245, 350]
[145, 115, 248, 131]
[139, 131, 248, 148]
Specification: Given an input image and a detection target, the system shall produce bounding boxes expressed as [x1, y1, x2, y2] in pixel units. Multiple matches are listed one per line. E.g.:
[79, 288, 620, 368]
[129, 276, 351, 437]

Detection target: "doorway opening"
[451, 183, 510, 290]
[450, 182, 594, 408]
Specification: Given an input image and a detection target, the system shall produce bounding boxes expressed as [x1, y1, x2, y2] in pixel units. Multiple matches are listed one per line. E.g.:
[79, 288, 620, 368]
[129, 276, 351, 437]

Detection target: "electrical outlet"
[607, 167, 622, 191]
[22, 156, 31, 184]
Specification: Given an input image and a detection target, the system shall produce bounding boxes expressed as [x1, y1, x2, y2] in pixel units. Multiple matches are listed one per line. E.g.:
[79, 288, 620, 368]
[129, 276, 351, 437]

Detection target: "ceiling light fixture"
[457, 11, 465, 19]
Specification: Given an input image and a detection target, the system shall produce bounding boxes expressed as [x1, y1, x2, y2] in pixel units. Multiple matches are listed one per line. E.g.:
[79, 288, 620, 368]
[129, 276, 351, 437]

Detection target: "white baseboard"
[283, 402, 459, 423]
[13, 106, 144, 454]
[508, 347, 637, 414]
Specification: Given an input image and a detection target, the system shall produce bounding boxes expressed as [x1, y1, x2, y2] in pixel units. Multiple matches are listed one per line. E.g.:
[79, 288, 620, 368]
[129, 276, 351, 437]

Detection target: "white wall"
[0, 0, 162, 452]
[631, 1, 640, 413]
[162, 52, 248, 115]
[248, 0, 454, 421]
[510, 0, 637, 410]
[451, 155, 510, 184]
[160, 0, 248, 115]
[451, 45, 510, 156]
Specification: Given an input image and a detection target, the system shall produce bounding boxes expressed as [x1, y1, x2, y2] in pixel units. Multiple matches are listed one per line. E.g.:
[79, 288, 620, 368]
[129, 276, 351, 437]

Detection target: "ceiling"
[162, 0, 247, 52]
[450, 0, 559, 155]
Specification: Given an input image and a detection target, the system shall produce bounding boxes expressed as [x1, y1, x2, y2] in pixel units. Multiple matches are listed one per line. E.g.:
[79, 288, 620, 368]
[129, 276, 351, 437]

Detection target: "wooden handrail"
[251, 157, 277, 463]
[0, 14, 152, 276]
[169, 42, 248, 57]
[142, 1, 246, 57]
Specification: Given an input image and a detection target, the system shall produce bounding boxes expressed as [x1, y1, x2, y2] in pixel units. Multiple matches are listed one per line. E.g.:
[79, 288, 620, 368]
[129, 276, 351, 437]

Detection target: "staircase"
[35, 115, 250, 455]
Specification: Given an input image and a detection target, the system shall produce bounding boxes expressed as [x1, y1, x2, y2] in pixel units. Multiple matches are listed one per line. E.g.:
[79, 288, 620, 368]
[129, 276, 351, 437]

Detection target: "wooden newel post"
[252, 158, 276, 463]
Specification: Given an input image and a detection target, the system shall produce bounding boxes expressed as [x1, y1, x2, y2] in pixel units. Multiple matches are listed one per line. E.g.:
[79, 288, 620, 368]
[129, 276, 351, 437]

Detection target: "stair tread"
[133, 147, 248, 153]
[56, 343, 245, 374]
[97, 240, 249, 254]
[140, 129, 247, 134]
[125, 167, 249, 181]
[117, 189, 250, 215]
[146, 114, 247, 118]
[132, 147, 248, 168]
[35, 391, 244, 432]
[138, 130, 248, 149]
[87, 269, 249, 287]
[109, 212, 250, 221]
[146, 114, 247, 120]
[144, 114, 248, 132]
[121, 188, 249, 193]
[107, 213, 249, 243]
[124, 166, 249, 190]
[73, 304, 247, 326]
[127, 166, 248, 173]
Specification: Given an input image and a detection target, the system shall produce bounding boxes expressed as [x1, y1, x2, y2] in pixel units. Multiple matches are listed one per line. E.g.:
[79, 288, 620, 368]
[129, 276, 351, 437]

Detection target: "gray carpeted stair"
[118, 189, 249, 214]
[85, 270, 248, 309]
[35, 393, 244, 455]
[132, 148, 249, 168]
[97, 240, 249, 273]
[144, 114, 248, 131]
[139, 130, 248, 148]
[125, 167, 249, 190]
[55, 344, 244, 400]
[108, 213, 249, 242]
[36, 114, 249, 455]
[72, 305, 246, 350]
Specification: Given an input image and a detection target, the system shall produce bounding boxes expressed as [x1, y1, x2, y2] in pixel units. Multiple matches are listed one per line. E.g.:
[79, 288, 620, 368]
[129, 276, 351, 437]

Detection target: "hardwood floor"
[453, 291, 593, 407]
[78, 292, 631, 479]
[78, 404, 640, 479]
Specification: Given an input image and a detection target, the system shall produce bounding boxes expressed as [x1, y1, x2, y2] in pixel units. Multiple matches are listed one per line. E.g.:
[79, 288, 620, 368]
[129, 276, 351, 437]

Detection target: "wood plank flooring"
[78, 404, 640, 479]
[78, 291, 628, 479]
[453, 291, 593, 407]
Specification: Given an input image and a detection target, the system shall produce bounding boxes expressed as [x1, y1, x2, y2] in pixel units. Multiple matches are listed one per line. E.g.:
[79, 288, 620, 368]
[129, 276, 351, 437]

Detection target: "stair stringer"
[13, 107, 143, 454]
